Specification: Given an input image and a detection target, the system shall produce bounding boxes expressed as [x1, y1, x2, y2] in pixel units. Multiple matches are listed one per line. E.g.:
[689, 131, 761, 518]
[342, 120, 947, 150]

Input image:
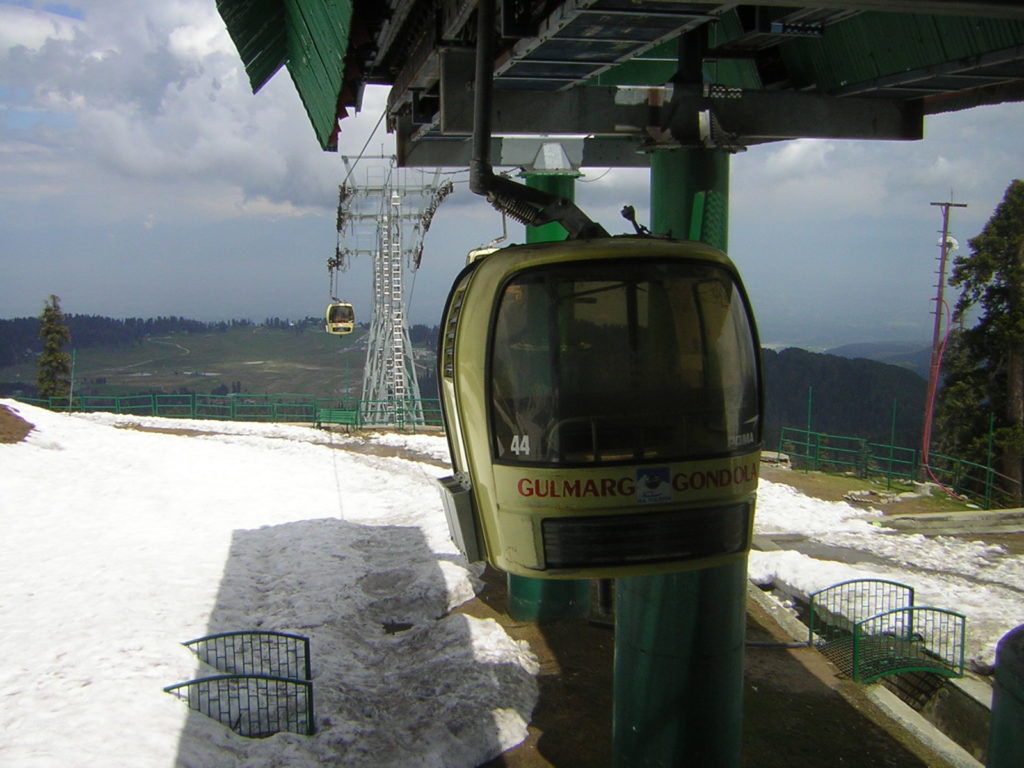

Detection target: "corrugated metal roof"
[780, 12, 1024, 98]
[590, 14, 764, 89]
[216, 0, 287, 92]
[284, 0, 352, 151]
[216, 1, 1024, 155]
[217, 0, 353, 151]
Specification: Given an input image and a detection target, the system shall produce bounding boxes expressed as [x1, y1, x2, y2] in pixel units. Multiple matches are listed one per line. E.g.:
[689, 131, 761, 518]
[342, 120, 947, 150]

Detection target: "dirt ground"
[466, 464, 978, 768]
[760, 462, 959, 514]
[0, 403, 33, 443]
[462, 565, 946, 768]
[0, 405, 969, 766]
[761, 462, 1024, 555]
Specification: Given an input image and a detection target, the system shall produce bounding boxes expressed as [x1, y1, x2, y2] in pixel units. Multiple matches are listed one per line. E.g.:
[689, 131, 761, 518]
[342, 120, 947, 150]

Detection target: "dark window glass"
[329, 305, 354, 323]
[489, 260, 759, 464]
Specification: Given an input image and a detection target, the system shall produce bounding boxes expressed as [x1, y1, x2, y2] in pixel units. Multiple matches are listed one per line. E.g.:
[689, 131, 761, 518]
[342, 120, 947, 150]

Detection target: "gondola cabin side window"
[439, 282, 472, 474]
[489, 260, 759, 465]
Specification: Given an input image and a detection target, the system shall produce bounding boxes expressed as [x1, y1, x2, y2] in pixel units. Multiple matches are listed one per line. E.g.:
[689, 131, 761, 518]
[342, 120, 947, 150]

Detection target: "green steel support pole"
[649, 148, 728, 246]
[68, 348, 76, 411]
[614, 562, 748, 767]
[613, 147, 747, 768]
[506, 170, 591, 623]
[985, 411, 996, 510]
[889, 398, 898, 490]
[524, 174, 575, 244]
[807, 385, 813, 434]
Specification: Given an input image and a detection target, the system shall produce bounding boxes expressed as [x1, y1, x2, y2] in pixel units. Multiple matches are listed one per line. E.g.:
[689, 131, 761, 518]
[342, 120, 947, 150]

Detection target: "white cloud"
[1, 0, 1023, 342]
[0, 5, 81, 53]
[0, 0, 354, 227]
[166, 12, 237, 60]
[761, 138, 835, 177]
[733, 146, 890, 223]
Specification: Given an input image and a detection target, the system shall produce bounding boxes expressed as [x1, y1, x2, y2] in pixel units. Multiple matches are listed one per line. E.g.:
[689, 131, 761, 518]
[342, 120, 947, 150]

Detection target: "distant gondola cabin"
[436, 237, 763, 579]
[325, 303, 355, 335]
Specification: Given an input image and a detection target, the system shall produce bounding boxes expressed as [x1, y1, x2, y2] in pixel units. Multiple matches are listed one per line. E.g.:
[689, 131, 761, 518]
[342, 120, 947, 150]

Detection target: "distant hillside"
[825, 341, 932, 380]
[762, 347, 926, 452]
[0, 315, 328, 368]
[0, 318, 439, 401]
[3, 316, 926, 451]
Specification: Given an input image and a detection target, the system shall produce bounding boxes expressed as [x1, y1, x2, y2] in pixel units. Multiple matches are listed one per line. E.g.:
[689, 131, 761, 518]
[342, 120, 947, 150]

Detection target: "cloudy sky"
[2, 0, 1023, 349]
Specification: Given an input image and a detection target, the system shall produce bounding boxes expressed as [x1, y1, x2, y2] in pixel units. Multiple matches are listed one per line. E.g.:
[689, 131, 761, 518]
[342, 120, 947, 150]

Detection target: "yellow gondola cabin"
[436, 236, 763, 579]
[324, 303, 355, 335]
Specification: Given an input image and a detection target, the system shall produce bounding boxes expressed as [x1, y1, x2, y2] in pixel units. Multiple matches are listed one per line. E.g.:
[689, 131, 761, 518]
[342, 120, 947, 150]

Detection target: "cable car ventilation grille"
[541, 502, 750, 569]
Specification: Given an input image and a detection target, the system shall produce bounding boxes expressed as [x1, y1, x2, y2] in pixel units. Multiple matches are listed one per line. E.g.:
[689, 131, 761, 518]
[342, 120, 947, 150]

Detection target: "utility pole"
[922, 200, 967, 469]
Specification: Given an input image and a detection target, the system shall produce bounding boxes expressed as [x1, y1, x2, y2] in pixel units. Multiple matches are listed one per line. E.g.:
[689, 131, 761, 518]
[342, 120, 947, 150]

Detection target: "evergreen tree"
[933, 328, 990, 459]
[36, 295, 72, 400]
[938, 179, 1024, 500]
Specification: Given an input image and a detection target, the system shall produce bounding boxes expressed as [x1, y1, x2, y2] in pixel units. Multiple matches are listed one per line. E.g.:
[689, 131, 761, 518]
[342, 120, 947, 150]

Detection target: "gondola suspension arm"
[469, 0, 608, 240]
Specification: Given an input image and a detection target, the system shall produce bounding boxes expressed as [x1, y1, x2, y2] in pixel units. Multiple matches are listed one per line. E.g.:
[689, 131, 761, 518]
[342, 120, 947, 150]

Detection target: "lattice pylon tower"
[334, 158, 452, 427]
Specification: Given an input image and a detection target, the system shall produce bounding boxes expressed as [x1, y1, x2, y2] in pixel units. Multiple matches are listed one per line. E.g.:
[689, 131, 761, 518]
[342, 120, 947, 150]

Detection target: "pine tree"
[933, 328, 989, 460]
[36, 294, 72, 400]
[938, 179, 1024, 501]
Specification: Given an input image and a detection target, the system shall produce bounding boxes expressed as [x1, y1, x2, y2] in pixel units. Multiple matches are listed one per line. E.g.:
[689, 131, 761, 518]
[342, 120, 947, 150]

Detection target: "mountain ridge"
[1, 317, 925, 451]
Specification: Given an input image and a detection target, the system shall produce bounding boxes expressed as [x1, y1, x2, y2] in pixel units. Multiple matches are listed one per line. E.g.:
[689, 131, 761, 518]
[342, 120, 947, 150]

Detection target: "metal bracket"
[663, 83, 924, 146]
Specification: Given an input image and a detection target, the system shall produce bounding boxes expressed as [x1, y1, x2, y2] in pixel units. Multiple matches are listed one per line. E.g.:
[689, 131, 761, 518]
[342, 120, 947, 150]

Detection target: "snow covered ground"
[750, 476, 1024, 671]
[0, 401, 536, 768]
[1, 399, 1021, 766]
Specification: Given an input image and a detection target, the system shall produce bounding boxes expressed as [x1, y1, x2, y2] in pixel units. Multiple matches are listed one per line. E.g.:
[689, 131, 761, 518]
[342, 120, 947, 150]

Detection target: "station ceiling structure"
[215, 1, 1024, 166]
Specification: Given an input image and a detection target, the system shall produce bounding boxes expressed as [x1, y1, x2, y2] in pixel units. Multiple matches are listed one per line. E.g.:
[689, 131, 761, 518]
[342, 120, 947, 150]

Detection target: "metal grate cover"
[542, 502, 749, 569]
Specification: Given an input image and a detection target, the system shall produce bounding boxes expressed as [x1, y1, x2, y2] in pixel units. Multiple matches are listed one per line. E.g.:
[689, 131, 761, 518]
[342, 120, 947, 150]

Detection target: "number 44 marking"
[510, 434, 531, 456]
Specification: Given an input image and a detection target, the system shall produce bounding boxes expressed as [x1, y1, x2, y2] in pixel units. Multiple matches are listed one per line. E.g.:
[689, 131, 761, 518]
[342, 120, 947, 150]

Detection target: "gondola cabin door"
[437, 237, 763, 579]
[325, 303, 355, 335]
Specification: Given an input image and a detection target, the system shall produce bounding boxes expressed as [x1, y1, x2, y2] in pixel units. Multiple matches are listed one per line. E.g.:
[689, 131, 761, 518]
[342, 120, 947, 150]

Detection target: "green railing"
[183, 630, 312, 681]
[779, 429, 873, 476]
[165, 630, 315, 738]
[16, 393, 444, 431]
[163, 674, 314, 738]
[808, 579, 916, 647]
[808, 579, 966, 683]
[852, 607, 966, 684]
[778, 426, 1010, 509]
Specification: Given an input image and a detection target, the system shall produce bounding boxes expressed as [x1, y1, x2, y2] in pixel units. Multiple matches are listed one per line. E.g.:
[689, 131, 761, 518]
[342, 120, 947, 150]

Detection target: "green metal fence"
[808, 579, 966, 684]
[183, 630, 311, 681]
[808, 579, 916, 647]
[16, 393, 443, 431]
[778, 426, 1009, 509]
[852, 607, 966, 683]
[164, 674, 314, 738]
[165, 630, 315, 738]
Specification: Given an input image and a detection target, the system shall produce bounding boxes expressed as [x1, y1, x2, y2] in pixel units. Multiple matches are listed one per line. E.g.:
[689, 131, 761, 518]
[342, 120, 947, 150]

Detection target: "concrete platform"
[877, 508, 1024, 536]
[459, 567, 976, 767]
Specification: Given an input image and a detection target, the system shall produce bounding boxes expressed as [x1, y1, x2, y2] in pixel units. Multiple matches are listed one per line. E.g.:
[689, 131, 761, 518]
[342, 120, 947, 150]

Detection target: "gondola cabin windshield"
[489, 260, 759, 465]
[325, 303, 355, 335]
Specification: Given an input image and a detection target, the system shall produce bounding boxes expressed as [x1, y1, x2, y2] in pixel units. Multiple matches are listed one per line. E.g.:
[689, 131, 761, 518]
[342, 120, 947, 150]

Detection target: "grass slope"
[0, 326, 374, 399]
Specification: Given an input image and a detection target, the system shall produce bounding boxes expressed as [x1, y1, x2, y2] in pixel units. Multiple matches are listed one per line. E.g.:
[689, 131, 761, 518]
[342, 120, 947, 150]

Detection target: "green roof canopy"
[217, 0, 353, 151]
[216, 1, 1024, 160]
